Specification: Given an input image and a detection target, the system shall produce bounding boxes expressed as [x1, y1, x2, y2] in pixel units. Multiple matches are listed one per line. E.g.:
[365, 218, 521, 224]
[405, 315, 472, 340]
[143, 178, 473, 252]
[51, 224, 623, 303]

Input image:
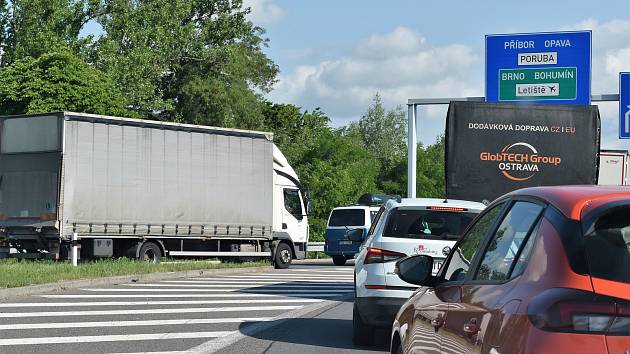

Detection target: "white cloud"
[269, 27, 481, 124]
[563, 19, 630, 149]
[270, 20, 630, 148]
[243, 0, 286, 25]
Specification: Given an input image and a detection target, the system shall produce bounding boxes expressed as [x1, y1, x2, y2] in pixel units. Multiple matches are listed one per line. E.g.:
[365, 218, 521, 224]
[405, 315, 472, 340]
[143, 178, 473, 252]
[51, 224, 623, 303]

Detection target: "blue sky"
[245, 0, 630, 149]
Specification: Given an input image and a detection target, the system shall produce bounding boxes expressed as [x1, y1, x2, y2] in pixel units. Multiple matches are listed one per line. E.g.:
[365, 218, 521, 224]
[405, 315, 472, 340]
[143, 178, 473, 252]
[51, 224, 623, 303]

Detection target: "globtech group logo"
[479, 142, 562, 181]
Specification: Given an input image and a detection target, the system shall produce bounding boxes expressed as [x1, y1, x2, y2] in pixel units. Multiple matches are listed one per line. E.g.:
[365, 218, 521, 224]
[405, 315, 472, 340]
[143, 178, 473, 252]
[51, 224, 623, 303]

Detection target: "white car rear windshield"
[383, 208, 478, 240]
[328, 209, 366, 227]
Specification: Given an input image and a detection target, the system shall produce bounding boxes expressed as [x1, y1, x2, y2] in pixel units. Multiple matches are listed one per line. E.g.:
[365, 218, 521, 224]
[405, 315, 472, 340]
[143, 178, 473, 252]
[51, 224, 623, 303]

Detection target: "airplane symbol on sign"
[548, 86, 557, 92]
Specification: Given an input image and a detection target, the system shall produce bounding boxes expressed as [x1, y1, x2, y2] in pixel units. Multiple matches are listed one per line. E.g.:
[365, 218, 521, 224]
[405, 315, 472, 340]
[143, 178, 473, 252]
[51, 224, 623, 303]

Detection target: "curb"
[190, 293, 353, 353]
[0, 265, 274, 300]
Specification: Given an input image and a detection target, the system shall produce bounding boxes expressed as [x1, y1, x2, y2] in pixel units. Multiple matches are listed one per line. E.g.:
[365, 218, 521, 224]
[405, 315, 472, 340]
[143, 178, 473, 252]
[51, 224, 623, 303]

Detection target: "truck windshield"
[584, 207, 630, 284]
[328, 209, 365, 227]
[383, 208, 478, 240]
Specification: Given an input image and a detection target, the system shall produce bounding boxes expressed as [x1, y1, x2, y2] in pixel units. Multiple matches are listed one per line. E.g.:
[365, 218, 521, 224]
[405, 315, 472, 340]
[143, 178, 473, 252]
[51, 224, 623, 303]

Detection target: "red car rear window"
[584, 208, 630, 284]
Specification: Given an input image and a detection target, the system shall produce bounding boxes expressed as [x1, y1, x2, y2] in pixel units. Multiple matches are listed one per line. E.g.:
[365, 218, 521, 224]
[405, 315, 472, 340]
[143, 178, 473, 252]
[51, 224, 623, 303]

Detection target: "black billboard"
[445, 102, 600, 203]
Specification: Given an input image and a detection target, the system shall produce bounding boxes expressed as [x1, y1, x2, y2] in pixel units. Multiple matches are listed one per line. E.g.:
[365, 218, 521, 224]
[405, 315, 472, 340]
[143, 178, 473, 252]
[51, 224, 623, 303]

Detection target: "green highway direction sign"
[499, 67, 577, 101]
[486, 31, 591, 104]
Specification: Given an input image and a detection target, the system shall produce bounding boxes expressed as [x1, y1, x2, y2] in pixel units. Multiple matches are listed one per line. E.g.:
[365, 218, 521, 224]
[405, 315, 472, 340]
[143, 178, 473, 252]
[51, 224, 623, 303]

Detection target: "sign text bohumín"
[486, 31, 591, 104]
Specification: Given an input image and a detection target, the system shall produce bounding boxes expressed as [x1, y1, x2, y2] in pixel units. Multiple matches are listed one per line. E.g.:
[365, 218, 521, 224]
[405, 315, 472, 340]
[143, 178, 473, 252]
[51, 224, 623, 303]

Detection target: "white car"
[350, 197, 486, 345]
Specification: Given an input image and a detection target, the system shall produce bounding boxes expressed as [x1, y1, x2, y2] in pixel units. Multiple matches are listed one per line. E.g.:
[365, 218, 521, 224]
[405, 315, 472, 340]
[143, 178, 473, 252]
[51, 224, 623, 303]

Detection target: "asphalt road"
[0, 259, 389, 354]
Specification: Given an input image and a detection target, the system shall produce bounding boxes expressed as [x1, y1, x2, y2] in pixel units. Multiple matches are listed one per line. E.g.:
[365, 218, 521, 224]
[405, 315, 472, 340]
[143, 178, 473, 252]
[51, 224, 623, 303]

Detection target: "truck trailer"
[0, 112, 309, 268]
[598, 149, 629, 185]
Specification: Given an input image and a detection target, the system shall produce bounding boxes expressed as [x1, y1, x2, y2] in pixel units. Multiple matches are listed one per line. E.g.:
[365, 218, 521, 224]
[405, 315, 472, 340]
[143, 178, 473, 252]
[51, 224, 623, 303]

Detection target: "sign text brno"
[620, 72, 630, 139]
[486, 31, 592, 105]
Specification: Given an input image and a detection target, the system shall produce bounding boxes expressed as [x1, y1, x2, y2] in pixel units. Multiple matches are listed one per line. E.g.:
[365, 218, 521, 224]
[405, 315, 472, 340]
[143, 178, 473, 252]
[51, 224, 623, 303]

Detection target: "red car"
[391, 186, 630, 354]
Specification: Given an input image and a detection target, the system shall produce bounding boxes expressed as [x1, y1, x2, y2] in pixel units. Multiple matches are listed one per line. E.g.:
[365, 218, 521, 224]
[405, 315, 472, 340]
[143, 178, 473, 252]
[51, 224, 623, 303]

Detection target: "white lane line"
[0, 317, 271, 330]
[289, 268, 354, 274]
[122, 284, 352, 288]
[110, 352, 193, 354]
[39, 293, 346, 299]
[79, 288, 352, 293]
[0, 331, 234, 346]
[197, 277, 352, 281]
[165, 280, 348, 285]
[0, 305, 303, 318]
[0, 299, 321, 308]
[217, 274, 352, 278]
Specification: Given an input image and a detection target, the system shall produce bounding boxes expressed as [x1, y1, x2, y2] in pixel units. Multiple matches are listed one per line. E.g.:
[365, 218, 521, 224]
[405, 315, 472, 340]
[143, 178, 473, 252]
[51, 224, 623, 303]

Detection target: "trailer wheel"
[274, 242, 292, 269]
[138, 242, 161, 264]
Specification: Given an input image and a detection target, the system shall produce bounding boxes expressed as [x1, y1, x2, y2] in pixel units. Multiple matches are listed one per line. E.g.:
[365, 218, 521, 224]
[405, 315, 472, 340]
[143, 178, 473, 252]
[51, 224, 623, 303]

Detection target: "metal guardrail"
[307, 242, 325, 252]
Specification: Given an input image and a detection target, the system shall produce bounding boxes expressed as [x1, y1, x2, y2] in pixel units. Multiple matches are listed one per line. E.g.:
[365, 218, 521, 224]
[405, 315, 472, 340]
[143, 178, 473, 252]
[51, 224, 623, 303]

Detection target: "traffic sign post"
[620, 72, 630, 139]
[486, 31, 591, 105]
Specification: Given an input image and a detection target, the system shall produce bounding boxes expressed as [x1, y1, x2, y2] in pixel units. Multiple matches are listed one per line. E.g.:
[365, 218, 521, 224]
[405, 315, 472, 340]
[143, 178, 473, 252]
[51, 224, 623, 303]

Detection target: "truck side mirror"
[346, 228, 363, 242]
[395, 255, 434, 286]
[306, 201, 312, 214]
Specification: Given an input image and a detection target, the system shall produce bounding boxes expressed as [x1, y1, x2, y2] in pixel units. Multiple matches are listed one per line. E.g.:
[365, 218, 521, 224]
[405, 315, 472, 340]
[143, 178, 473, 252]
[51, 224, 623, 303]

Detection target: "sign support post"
[620, 73, 630, 139]
[407, 105, 417, 198]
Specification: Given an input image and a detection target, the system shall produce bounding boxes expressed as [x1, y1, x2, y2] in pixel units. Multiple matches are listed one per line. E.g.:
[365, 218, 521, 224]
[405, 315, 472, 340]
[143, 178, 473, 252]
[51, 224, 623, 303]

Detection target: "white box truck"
[0, 112, 309, 268]
[598, 149, 629, 186]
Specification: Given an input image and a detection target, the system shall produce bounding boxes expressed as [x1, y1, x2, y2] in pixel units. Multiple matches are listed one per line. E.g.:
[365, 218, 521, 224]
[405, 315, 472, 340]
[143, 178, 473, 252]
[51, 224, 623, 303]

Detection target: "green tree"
[416, 135, 446, 198]
[262, 102, 329, 163]
[261, 102, 380, 242]
[0, 51, 132, 116]
[346, 93, 407, 195]
[94, 0, 277, 127]
[298, 129, 380, 241]
[0, 0, 99, 65]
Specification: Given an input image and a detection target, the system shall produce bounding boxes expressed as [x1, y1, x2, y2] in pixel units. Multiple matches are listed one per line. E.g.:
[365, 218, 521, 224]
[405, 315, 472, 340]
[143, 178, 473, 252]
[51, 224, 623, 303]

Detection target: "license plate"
[339, 240, 353, 245]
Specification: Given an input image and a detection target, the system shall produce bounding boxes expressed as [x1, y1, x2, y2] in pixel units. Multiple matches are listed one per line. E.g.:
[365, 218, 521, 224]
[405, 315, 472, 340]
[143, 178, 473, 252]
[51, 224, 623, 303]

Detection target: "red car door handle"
[463, 318, 479, 335]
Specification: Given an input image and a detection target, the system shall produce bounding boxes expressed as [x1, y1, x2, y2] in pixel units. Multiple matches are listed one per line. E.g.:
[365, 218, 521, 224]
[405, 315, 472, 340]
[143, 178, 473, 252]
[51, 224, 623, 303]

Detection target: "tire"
[391, 334, 403, 354]
[332, 256, 347, 266]
[274, 242, 292, 269]
[353, 302, 374, 345]
[137, 242, 161, 263]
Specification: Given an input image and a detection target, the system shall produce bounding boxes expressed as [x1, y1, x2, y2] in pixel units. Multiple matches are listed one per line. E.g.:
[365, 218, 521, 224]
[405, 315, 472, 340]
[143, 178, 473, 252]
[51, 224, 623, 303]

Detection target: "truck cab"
[272, 145, 310, 268]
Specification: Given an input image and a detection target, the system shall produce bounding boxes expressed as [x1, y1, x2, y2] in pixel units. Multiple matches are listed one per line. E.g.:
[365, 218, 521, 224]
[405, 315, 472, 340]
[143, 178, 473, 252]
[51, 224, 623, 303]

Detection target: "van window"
[328, 209, 365, 227]
[584, 207, 630, 284]
[383, 208, 478, 240]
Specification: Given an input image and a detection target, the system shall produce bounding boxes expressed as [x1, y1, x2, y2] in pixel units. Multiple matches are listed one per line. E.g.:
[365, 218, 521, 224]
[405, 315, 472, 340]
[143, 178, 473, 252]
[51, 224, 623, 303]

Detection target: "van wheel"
[274, 242, 292, 269]
[352, 302, 374, 345]
[138, 242, 161, 264]
[332, 256, 347, 266]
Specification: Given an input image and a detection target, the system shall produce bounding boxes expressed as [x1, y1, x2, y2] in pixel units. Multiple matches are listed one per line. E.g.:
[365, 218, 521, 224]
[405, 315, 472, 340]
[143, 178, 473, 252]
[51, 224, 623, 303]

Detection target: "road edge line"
[189, 293, 353, 353]
[0, 265, 274, 300]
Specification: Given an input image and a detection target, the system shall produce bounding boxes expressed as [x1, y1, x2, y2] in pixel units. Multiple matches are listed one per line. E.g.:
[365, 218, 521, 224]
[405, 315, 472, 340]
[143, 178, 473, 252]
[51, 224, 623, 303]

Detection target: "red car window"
[474, 201, 543, 282]
[585, 208, 630, 284]
[442, 202, 505, 282]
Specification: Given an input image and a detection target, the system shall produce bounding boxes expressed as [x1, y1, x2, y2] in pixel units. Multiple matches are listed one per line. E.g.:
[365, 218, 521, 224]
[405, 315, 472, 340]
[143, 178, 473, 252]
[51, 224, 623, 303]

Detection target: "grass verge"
[0, 258, 269, 288]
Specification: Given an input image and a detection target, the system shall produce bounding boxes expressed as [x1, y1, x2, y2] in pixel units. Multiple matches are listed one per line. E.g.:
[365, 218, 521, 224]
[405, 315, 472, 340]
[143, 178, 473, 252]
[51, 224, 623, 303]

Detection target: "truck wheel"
[138, 242, 161, 264]
[352, 302, 374, 345]
[274, 242, 292, 269]
[332, 256, 347, 266]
